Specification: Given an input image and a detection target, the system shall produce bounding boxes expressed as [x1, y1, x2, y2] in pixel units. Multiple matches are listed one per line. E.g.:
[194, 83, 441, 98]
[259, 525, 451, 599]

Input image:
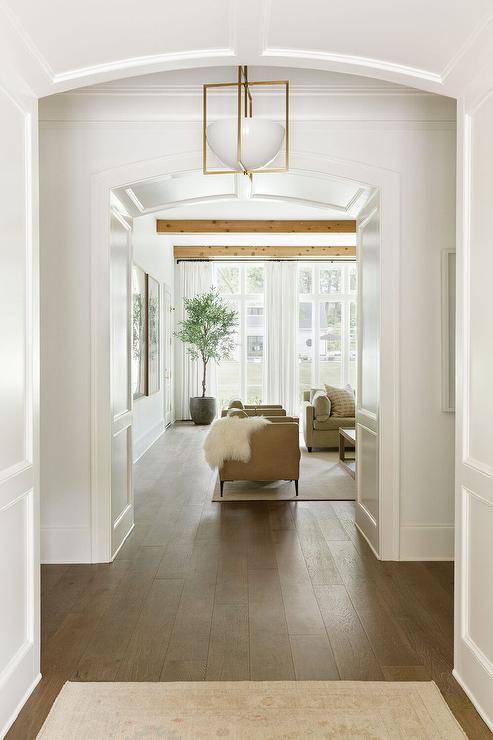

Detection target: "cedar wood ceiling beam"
[173, 245, 356, 258]
[157, 219, 356, 234]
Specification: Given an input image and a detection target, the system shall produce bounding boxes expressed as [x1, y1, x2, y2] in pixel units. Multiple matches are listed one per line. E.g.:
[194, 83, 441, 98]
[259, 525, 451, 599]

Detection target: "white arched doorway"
[90, 149, 399, 564]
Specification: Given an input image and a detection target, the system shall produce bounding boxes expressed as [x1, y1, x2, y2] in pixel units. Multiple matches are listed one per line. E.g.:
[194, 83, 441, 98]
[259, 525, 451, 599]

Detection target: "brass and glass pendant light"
[203, 65, 289, 178]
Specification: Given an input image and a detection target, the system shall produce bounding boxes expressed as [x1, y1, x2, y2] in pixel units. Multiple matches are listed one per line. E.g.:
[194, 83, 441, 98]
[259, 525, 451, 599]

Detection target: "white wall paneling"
[453, 80, 493, 729]
[132, 215, 175, 463]
[0, 71, 40, 739]
[109, 211, 134, 558]
[356, 197, 381, 556]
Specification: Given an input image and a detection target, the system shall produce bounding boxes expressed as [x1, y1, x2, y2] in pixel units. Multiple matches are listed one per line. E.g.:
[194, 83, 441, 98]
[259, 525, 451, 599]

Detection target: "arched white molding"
[41, 55, 448, 98]
[91, 149, 400, 562]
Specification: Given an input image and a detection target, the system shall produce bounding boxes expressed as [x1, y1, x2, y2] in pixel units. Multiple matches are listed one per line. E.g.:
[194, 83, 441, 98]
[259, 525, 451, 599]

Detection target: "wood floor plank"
[74, 549, 164, 680]
[290, 634, 340, 680]
[116, 578, 184, 681]
[344, 578, 422, 667]
[206, 603, 249, 680]
[42, 561, 131, 676]
[41, 566, 97, 644]
[269, 502, 295, 530]
[297, 530, 343, 585]
[160, 660, 207, 681]
[161, 543, 219, 667]
[314, 584, 384, 680]
[215, 541, 248, 605]
[274, 530, 326, 636]
[248, 568, 295, 680]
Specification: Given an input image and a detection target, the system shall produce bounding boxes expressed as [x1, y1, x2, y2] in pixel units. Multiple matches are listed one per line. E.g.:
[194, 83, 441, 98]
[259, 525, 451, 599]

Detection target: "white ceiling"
[3, 0, 493, 96]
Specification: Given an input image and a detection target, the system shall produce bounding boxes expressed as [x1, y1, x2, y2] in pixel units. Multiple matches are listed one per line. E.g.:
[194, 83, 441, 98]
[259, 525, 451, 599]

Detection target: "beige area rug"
[37, 681, 465, 739]
[212, 446, 356, 501]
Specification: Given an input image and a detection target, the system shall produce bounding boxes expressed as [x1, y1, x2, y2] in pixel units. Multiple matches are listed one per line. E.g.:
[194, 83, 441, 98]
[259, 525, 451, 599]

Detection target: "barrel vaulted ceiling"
[2, 0, 493, 97]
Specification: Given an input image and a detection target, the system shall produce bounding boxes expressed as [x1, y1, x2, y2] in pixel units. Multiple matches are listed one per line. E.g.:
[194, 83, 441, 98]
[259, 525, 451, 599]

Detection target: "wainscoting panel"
[0, 76, 40, 736]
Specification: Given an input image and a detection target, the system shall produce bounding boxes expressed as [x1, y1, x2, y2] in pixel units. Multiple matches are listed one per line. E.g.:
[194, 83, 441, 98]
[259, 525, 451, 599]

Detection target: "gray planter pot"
[190, 396, 216, 425]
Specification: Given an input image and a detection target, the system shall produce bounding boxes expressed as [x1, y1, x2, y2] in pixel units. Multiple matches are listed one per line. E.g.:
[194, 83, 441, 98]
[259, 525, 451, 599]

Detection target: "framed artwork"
[441, 249, 456, 412]
[132, 264, 147, 399]
[147, 274, 160, 395]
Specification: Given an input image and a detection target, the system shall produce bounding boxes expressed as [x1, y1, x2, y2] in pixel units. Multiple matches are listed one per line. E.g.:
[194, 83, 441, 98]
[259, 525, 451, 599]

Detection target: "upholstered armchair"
[219, 420, 300, 496]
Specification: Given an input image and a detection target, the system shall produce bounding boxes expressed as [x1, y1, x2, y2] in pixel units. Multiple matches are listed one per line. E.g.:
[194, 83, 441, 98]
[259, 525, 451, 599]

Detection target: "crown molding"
[261, 47, 443, 86]
[50, 48, 237, 86]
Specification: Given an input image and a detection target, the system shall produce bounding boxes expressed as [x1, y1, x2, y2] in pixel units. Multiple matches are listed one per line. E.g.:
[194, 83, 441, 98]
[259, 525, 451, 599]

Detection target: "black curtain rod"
[176, 258, 356, 264]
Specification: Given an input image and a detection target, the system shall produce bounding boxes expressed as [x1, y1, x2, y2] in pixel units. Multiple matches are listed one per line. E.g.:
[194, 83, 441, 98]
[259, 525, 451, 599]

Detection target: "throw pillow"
[227, 408, 248, 418]
[228, 398, 244, 410]
[309, 388, 325, 404]
[324, 385, 355, 417]
[312, 390, 331, 421]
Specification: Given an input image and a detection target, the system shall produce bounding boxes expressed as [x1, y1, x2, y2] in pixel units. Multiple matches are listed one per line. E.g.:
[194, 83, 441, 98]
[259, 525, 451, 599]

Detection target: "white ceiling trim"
[261, 47, 443, 86]
[50, 48, 237, 86]
[3, 0, 491, 98]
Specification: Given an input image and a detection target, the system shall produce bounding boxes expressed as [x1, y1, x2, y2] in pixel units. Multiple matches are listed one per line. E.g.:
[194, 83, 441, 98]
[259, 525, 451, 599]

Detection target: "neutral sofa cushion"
[227, 408, 248, 418]
[324, 385, 355, 417]
[312, 390, 331, 421]
[313, 416, 355, 431]
[228, 398, 244, 410]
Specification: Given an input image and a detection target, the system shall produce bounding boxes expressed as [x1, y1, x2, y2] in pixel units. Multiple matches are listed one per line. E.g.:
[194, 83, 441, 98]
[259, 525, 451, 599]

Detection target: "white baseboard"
[133, 420, 166, 463]
[453, 668, 493, 733]
[399, 523, 454, 560]
[41, 525, 91, 564]
[1, 672, 41, 740]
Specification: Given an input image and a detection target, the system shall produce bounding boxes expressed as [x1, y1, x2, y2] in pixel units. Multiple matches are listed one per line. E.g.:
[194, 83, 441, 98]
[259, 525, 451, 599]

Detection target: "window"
[297, 263, 357, 400]
[212, 261, 357, 408]
[214, 263, 265, 407]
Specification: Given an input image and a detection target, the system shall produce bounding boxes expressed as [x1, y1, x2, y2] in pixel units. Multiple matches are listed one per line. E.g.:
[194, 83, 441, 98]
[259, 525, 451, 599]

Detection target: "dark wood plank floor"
[8, 423, 490, 738]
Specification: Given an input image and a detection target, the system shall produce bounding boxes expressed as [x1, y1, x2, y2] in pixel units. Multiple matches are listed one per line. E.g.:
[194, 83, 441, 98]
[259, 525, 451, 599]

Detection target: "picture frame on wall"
[132, 264, 147, 399]
[147, 274, 160, 395]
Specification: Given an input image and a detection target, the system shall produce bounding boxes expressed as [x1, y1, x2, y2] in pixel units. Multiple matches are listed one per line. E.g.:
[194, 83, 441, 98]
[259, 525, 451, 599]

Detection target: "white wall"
[0, 15, 41, 735]
[132, 214, 174, 461]
[39, 67, 456, 562]
[453, 35, 493, 728]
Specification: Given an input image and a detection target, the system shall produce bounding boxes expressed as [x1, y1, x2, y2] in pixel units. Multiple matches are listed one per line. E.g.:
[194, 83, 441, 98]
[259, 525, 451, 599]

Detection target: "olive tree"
[175, 289, 238, 397]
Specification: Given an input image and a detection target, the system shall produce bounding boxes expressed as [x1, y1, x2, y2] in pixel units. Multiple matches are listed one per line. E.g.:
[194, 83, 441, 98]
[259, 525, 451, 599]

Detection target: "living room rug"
[212, 446, 356, 501]
[37, 681, 465, 739]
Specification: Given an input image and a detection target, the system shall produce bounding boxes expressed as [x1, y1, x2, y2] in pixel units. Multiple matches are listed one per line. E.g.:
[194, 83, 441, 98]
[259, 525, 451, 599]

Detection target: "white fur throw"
[203, 416, 270, 469]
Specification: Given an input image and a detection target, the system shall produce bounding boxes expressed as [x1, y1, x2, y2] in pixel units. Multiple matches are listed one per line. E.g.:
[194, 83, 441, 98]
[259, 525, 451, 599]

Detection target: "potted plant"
[175, 288, 238, 424]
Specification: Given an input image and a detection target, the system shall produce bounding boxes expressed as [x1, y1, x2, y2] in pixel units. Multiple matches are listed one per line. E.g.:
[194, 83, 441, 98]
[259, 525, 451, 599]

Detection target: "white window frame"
[213, 262, 265, 404]
[298, 262, 357, 393]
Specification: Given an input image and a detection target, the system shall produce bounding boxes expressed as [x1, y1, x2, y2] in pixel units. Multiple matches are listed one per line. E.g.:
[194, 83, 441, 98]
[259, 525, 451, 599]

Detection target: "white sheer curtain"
[264, 261, 299, 415]
[175, 261, 216, 420]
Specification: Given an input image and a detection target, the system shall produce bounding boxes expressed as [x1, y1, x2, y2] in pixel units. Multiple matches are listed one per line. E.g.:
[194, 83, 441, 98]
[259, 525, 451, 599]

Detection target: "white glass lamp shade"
[206, 118, 285, 171]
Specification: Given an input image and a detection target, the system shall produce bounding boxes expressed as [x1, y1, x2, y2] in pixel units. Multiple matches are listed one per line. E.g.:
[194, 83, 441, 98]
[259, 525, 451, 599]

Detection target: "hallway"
[9, 424, 489, 738]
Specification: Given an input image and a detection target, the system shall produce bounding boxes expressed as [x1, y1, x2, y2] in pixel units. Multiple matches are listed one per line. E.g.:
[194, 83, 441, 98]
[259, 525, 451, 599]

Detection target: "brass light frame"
[203, 65, 289, 177]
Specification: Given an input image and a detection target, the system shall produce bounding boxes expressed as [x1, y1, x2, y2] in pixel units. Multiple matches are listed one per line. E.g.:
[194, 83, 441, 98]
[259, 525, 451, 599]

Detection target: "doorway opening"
[92, 153, 398, 567]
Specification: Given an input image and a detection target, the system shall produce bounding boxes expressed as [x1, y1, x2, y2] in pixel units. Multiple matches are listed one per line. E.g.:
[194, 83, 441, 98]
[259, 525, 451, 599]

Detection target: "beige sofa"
[302, 390, 355, 451]
[221, 407, 286, 417]
[219, 420, 300, 497]
[221, 403, 286, 418]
